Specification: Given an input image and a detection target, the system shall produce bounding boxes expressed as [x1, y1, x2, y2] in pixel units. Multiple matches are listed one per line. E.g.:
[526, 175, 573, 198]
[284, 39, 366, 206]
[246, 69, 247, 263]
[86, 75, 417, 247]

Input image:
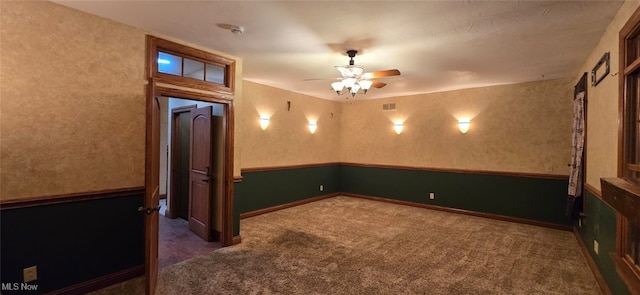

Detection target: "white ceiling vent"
[382, 103, 396, 111]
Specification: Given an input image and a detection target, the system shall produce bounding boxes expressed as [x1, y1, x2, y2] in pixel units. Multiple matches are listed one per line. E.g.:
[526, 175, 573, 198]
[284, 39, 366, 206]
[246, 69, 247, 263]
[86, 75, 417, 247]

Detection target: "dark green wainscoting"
[340, 164, 572, 226]
[1, 191, 144, 294]
[234, 164, 340, 236]
[234, 163, 574, 236]
[575, 190, 631, 295]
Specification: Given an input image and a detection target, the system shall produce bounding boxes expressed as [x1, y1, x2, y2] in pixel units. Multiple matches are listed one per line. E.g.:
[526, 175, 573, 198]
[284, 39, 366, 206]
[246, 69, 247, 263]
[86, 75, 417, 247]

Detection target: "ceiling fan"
[307, 50, 401, 98]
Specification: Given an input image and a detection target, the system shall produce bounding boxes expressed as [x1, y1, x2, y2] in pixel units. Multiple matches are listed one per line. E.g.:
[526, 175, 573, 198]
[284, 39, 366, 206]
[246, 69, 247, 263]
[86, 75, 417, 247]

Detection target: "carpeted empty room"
[6, 1, 640, 294]
[92, 196, 600, 295]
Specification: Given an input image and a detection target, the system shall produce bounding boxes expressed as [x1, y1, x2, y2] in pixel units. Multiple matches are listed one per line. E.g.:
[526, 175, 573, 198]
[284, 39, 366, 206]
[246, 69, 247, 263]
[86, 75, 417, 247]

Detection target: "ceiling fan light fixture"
[348, 66, 364, 77]
[316, 50, 401, 98]
[358, 80, 373, 93]
[331, 81, 344, 94]
[336, 65, 364, 78]
[350, 84, 361, 97]
[336, 66, 348, 78]
[342, 78, 357, 90]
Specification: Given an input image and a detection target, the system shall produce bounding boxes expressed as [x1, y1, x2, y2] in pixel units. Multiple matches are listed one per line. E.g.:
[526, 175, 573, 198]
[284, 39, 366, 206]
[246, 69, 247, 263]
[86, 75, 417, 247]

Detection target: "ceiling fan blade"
[371, 80, 387, 88]
[362, 69, 401, 79]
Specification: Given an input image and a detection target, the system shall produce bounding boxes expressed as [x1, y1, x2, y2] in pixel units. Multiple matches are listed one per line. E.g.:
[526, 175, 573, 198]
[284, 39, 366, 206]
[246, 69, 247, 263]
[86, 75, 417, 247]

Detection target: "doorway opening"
[144, 35, 237, 293]
[157, 96, 227, 268]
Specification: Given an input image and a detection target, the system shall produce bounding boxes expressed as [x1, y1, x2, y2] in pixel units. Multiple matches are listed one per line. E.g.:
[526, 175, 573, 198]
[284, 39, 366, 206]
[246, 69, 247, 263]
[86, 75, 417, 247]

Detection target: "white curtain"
[567, 91, 585, 216]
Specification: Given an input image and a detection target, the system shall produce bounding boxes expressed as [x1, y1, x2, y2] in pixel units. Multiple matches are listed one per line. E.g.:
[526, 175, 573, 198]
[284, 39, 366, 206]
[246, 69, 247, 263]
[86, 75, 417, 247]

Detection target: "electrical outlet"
[23, 266, 37, 282]
[593, 240, 599, 255]
[429, 192, 435, 200]
[544, 163, 553, 172]
[319, 185, 324, 192]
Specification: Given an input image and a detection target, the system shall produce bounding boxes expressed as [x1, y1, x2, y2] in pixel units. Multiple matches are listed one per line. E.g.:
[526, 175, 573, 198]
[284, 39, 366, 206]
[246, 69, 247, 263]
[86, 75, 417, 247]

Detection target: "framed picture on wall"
[591, 52, 610, 87]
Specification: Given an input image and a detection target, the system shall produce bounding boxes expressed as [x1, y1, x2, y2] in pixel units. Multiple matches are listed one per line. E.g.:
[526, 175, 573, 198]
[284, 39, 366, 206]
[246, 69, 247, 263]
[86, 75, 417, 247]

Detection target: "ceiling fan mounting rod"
[346, 49, 357, 66]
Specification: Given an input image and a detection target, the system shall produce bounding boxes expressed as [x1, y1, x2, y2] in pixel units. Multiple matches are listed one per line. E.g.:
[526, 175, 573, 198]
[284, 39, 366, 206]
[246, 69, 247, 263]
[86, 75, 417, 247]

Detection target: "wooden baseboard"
[238, 192, 572, 231]
[232, 235, 242, 245]
[240, 192, 340, 219]
[47, 265, 144, 295]
[573, 228, 613, 295]
[342, 193, 573, 232]
[212, 229, 221, 241]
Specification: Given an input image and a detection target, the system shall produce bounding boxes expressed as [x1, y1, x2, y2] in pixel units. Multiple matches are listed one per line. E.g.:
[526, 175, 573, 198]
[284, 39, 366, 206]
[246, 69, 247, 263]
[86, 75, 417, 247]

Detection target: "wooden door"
[144, 89, 161, 294]
[177, 111, 191, 219]
[188, 106, 213, 240]
[168, 105, 196, 220]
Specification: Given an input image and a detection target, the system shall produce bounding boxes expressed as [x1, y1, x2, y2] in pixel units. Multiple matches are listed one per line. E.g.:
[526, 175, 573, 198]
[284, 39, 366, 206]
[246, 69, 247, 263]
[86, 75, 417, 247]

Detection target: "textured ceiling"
[53, 0, 624, 101]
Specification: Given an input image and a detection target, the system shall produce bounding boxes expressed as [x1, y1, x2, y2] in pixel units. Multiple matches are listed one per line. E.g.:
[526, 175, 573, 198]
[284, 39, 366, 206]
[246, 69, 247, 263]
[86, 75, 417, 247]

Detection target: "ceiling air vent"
[382, 103, 396, 111]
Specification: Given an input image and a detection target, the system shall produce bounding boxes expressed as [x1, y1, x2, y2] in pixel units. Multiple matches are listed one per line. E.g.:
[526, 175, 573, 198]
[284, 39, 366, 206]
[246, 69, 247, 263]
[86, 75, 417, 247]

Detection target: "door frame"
[167, 104, 197, 219]
[144, 81, 161, 295]
[146, 82, 235, 245]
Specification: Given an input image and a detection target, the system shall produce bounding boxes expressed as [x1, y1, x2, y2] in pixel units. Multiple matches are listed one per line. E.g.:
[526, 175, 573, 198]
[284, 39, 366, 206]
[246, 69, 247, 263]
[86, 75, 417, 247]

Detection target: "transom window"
[147, 36, 235, 94]
[157, 51, 226, 84]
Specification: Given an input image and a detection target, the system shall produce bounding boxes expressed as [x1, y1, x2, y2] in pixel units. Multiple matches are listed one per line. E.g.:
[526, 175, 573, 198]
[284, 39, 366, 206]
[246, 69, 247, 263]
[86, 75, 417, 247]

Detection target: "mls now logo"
[1, 282, 39, 291]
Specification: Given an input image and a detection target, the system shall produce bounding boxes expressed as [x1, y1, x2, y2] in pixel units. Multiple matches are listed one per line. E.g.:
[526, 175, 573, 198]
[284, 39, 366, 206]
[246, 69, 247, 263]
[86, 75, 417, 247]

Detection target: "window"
[147, 36, 235, 94]
[614, 6, 640, 294]
[623, 24, 640, 183]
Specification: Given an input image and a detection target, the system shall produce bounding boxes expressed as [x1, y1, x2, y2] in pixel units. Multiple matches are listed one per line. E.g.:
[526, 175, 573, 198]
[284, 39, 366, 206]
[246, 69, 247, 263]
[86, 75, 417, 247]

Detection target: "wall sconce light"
[259, 117, 270, 130]
[308, 122, 317, 134]
[458, 119, 471, 134]
[393, 122, 404, 135]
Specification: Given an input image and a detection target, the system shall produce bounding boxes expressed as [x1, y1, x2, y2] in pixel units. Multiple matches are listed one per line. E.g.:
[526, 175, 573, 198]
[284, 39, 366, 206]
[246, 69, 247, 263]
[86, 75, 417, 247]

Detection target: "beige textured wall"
[1, 1, 147, 200]
[574, 0, 640, 191]
[240, 78, 571, 175]
[0, 1, 244, 200]
[239, 81, 341, 168]
[340, 78, 574, 175]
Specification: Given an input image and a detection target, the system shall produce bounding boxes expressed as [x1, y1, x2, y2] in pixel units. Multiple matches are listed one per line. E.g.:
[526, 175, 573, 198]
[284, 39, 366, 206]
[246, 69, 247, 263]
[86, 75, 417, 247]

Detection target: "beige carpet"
[92, 196, 601, 294]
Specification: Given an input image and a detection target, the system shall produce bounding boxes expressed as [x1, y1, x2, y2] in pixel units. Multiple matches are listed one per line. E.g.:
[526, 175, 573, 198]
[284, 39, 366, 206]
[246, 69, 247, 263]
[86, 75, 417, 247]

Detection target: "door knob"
[138, 205, 161, 215]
